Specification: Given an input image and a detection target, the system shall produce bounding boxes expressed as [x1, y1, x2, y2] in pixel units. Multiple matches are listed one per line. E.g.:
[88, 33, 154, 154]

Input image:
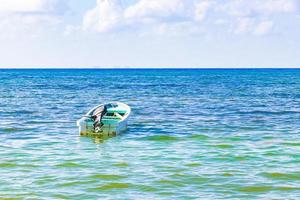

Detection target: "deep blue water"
[0, 69, 300, 199]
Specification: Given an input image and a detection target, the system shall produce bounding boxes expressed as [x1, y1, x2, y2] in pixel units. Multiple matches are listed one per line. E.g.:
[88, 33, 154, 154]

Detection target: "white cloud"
[0, 0, 68, 39]
[83, 0, 122, 32]
[0, 0, 66, 14]
[235, 17, 255, 34]
[83, 0, 211, 33]
[194, 0, 213, 22]
[235, 17, 274, 36]
[0, 0, 45, 13]
[219, 0, 299, 35]
[81, 0, 300, 35]
[255, 0, 299, 14]
[220, 0, 299, 17]
[253, 20, 274, 35]
[124, 0, 185, 20]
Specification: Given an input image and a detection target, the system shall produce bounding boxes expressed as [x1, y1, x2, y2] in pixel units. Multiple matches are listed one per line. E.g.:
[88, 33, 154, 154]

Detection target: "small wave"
[169, 174, 210, 184]
[55, 162, 85, 168]
[237, 185, 300, 193]
[25, 120, 71, 124]
[90, 174, 126, 180]
[135, 185, 159, 192]
[212, 144, 234, 149]
[0, 127, 34, 133]
[155, 179, 185, 187]
[0, 162, 39, 168]
[140, 135, 179, 142]
[185, 162, 201, 167]
[59, 180, 97, 187]
[89, 183, 132, 191]
[236, 110, 300, 115]
[188, 134, 210, 140]
[282, 142, 300, 147]
[222, 173, 233, 177]
[260, 172, 300, 180]
[112, 162, 129, 167]
[237, 185, 274, 193]
[0, 163, 18, 168]
[1, 110, 35, 115]
[224, 136, 244, 141]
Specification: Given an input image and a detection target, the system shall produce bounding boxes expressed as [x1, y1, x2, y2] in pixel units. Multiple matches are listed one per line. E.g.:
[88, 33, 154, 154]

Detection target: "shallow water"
[0, 69, 300, 199]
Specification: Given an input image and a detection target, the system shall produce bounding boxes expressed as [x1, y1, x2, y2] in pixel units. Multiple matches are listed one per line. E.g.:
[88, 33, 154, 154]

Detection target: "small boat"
[77, 102, 131, 136]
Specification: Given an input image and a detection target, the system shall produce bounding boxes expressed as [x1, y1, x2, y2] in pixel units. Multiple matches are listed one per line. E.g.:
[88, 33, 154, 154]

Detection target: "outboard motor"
[92, 105, 107, 133]
[76, 104, 108, 135]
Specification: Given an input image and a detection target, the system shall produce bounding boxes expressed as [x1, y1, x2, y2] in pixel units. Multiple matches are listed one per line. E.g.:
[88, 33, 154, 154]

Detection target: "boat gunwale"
[85, 102, 131, 124]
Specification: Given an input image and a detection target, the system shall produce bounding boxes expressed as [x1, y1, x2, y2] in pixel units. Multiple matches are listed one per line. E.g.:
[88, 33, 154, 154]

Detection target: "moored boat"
[77, 102, 131, 136]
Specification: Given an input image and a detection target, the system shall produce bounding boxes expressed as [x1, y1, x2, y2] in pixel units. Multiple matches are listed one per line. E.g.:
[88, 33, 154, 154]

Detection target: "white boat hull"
[77, 102, 130, 137]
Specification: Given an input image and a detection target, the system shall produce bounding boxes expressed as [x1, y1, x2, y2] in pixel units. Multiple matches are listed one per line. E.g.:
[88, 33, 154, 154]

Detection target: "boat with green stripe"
[77, 102, 131, 136]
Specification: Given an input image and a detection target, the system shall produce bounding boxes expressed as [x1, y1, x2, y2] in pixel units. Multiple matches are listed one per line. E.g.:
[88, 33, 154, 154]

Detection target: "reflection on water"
[0, 69, 300, 199]
[90, 134, 117, 144]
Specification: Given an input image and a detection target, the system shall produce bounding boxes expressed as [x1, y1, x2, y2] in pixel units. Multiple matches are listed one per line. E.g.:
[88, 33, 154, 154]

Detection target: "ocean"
[0, 69, 300, 199]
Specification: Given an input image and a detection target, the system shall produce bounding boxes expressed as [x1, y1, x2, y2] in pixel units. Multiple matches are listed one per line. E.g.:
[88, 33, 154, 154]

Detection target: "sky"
[0, 0, 300, 68]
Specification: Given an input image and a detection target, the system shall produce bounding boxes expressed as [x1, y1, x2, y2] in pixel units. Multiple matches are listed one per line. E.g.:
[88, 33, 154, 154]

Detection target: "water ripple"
[0, 69, 300, 199]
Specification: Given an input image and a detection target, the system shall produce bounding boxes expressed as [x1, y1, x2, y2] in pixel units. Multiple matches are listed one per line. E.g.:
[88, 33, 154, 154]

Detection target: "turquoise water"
[0, 69, 300, 199]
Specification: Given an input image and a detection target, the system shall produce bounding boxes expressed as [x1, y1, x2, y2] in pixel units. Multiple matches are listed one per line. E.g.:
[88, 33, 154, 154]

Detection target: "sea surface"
[0, 69, 300, 199]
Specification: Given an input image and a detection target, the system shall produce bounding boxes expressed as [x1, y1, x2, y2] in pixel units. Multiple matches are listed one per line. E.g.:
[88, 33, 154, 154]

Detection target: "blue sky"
[0, 0, 300, 68]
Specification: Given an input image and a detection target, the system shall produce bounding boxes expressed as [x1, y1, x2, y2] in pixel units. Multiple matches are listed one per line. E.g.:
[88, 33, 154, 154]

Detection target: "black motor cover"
[92, 105, 107, 130]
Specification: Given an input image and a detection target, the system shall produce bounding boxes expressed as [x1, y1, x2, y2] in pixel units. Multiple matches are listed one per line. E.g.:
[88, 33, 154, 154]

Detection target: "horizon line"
[0, 67, 300, 70]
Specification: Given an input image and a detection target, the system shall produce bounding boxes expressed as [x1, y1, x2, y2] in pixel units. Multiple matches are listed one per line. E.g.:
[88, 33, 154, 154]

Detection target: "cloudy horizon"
[0, 0, 300, 68]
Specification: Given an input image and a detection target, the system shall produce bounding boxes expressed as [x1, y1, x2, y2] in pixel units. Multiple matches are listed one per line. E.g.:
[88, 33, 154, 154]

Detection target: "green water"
[1, 134, 299, 199]
[0, 69, 300, 199]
